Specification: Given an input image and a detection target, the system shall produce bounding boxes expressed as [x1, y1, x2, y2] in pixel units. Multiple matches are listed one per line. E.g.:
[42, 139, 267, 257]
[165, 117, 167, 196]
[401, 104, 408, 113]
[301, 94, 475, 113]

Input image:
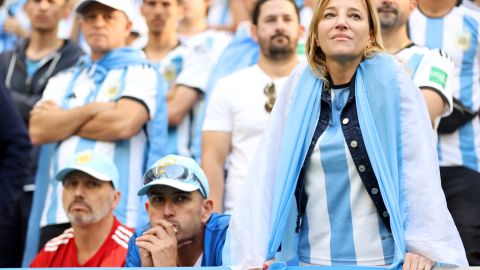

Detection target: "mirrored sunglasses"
[143, 164, 207, 198]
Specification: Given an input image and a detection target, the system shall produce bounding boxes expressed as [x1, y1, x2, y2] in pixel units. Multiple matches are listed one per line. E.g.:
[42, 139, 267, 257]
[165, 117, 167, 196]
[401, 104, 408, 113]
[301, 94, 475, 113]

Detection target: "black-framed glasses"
[264, 82, 276, 113]
[143, 164, 208, 198]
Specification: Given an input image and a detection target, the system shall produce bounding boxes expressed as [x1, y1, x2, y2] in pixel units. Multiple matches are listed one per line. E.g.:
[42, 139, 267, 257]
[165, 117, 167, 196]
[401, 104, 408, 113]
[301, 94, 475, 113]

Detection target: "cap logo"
[76, 152, 92, 165]
[154, 157, 177, 175]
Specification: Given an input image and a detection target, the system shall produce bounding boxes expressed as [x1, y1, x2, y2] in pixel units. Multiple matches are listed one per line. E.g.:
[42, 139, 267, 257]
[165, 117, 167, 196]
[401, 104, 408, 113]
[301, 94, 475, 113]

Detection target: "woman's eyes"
[349, 13, 362, 20]
[322, 12, 362, 20]
[323, 12, 335, 19]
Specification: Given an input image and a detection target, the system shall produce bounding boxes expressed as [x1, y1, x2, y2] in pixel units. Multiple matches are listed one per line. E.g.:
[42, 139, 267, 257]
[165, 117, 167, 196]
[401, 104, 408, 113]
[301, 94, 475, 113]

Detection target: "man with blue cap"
[126, 154, 230, 267]
[30, 150, 134, 267]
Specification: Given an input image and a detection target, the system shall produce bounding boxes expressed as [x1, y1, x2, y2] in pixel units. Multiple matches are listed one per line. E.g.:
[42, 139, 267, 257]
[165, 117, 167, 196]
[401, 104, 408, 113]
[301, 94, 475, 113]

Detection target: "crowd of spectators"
[0, 0, 479, 268]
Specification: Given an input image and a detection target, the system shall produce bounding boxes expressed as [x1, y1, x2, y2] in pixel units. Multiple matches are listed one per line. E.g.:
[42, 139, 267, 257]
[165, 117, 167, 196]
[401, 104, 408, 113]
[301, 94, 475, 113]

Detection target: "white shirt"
[203, 64, 289, 213]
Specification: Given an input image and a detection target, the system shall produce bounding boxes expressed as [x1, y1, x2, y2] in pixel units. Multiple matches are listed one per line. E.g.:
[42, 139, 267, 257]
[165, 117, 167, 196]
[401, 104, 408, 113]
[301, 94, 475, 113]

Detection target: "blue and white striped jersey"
[298, 86, 394, 266]
[155, 44, 203, 160]
[396, 44, 454, 128]
[155, 32, 231, 161]
[207, 0, 232, 28]
[180, 30, 232, 161]
[0, 0, 29, 53]
[37, 64, 158, 228]
[179, 29, 232, 71]
[154, 45, 190, 159]
[409, 5, 480, 172]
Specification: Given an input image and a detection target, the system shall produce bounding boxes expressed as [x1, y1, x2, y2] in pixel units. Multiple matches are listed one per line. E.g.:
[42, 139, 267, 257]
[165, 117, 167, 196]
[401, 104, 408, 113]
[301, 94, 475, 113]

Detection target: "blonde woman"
[223, 0, 468, 269]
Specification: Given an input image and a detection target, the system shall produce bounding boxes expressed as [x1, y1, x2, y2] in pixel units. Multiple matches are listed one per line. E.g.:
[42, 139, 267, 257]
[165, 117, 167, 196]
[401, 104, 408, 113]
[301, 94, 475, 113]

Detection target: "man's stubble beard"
[262, 34, 298, 61]
[67, 194, 114, 226]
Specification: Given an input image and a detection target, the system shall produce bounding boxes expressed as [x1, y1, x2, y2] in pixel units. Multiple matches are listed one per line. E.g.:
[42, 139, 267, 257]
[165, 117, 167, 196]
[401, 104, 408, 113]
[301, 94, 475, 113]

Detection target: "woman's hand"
[403, 252, 434, 270]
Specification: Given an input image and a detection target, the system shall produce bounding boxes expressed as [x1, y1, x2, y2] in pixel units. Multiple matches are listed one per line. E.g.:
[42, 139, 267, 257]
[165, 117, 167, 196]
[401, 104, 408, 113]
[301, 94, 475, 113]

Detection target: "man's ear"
[251, 23, 259, 43]
[140, 2, 147, 17]
[297, 24, 305, 41]
[125, 20, 133, 39]
[112, 191, 121, 209]
[410, 0, 417, 13]
[62, 3, 72, 20]
[201, 199, 214, 223]
[178, 5, 186, 21]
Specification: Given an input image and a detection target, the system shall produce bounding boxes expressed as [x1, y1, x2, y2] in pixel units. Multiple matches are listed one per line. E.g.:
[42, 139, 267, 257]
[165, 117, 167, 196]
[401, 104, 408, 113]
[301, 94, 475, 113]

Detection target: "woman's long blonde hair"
[305, 0, 384, 83]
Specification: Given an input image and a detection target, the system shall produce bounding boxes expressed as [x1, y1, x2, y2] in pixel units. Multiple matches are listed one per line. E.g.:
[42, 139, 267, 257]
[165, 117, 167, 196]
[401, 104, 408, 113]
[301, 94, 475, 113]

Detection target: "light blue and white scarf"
[223, 53, 467, 269]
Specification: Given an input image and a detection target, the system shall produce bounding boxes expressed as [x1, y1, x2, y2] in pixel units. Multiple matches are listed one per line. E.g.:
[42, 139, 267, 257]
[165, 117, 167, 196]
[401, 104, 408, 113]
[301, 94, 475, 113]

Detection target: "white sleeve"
[413, 49, 454, 116]
[121, 65, 158, 119]
[202, 77, 233, 132]
[175, 45, 212, 94]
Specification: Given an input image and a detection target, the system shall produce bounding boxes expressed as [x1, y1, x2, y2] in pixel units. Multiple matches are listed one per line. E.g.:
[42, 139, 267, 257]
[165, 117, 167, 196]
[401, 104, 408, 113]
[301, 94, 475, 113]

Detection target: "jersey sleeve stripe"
[112, 234, 129, 249]
[114, 229, 132, 242]
[117, 225, 134, 237]
[44, 246, 59, 252]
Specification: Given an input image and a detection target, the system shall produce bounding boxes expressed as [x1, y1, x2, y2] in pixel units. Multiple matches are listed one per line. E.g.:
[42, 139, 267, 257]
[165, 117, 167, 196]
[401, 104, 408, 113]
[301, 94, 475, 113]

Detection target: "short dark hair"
[143, 0, 183, 5]
[27, 0, 69, 3]
[252, 0, 300, 26]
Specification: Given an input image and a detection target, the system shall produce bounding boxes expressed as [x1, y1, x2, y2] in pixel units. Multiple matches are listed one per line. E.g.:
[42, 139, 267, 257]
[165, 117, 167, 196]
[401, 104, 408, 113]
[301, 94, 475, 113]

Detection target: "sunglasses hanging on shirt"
[264, 82, 276, 113]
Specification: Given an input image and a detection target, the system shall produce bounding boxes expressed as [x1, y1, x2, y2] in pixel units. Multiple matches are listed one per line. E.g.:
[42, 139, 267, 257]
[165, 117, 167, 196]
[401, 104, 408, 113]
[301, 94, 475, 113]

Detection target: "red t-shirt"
[30, 217, 134, 267]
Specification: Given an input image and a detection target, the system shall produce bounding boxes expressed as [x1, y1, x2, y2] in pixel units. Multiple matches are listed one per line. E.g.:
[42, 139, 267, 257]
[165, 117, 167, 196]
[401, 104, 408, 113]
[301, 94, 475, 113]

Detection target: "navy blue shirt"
[0, 82, 31, 208]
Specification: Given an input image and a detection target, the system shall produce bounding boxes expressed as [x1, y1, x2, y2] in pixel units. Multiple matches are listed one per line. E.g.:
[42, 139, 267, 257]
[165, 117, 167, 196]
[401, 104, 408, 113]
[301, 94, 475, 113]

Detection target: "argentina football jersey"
[409, 5, 480, 172]
[153, 45, 191, 159]
[39, 63, 158, 229]
[396, 44, 454, 130]
[207, 0, 232, 28]
[154, 33, 231, 161]
[298, 86, 394, 266]
[179, 30, 232, 161]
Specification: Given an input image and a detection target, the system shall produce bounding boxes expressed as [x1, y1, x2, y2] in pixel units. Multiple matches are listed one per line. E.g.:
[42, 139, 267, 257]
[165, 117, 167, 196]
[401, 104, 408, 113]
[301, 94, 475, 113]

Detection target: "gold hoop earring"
[363, 43, 374, 58]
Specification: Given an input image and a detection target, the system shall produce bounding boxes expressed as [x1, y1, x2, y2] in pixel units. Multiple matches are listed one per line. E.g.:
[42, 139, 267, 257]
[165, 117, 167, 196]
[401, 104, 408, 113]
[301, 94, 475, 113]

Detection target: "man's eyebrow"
[173, 191, 191, 195]
[148, 191, 163, 196]
[148, 190, 191, 196]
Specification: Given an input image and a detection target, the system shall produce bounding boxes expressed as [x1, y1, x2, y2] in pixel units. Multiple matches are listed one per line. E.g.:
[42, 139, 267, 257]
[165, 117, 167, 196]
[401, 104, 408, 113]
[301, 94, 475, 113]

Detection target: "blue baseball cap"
[55, 150, 119, 188]
[138, 155, 209, 198]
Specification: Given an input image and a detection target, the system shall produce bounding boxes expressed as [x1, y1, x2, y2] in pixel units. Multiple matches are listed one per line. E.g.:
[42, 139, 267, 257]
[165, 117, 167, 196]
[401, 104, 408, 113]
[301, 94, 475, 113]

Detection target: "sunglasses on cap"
[143, 164, 208, 198]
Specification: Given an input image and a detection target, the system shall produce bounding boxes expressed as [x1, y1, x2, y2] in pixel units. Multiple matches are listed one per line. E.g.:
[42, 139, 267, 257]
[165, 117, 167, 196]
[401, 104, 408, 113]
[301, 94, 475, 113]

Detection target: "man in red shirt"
[30, 150, 134, 267]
